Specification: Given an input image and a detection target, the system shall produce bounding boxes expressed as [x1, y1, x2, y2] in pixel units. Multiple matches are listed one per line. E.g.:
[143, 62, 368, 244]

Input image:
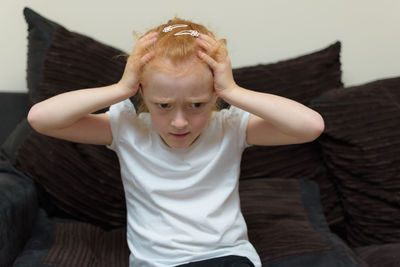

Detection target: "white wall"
[1, 0, 399, 92]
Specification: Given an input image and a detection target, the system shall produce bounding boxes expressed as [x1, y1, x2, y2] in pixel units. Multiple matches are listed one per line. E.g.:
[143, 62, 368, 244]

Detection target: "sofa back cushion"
[311, 77, 400, 246]
[234, 43, 344, 226]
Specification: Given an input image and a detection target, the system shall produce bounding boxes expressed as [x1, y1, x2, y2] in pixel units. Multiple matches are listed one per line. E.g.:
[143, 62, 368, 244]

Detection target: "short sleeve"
[222, 105, 252, 150]
[106, 99, 136, 151]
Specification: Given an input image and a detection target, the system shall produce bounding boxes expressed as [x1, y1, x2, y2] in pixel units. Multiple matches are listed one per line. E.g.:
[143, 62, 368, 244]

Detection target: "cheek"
[191, 113, 211, 132]
[149, 113, 168, 132]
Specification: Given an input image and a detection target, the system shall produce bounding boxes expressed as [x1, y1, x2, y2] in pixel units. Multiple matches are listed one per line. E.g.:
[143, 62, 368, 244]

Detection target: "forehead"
[142, 60, 214, 100]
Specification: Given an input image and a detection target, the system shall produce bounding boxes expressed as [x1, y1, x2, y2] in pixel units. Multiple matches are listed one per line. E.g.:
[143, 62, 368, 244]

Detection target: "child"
[28, 18, 324, 267]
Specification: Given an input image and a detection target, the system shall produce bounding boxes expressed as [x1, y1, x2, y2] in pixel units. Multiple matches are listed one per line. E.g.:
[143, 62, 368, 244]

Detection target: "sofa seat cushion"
[43, 221, 129, 267]
[239, 178, 367, 266]
[11, 209, 55, 267]
[0, 160, 38, 267]
[11, 208, 129, 267]
[14, 179, 366, 267]
[355, 243, 400, 267]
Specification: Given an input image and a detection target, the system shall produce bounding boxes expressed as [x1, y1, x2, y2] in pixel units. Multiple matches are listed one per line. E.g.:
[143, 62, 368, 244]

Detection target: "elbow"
[294, 112, 324, 144]
[27, 104, 47, 134]
[306, 112, 325, 142]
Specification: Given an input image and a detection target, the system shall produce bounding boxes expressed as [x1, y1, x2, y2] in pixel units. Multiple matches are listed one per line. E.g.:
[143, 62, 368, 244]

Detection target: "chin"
[169, 142, 190, 150]
[162, 133, 200, 149]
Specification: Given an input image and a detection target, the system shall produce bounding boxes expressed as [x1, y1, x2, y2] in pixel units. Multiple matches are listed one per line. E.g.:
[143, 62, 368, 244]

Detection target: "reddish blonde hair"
[135, 17, 227, 113]
[139, 17, 225, 68]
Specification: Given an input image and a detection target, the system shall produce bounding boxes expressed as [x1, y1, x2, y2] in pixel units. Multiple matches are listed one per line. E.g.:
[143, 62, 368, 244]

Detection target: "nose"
[171, 110, 188, 129]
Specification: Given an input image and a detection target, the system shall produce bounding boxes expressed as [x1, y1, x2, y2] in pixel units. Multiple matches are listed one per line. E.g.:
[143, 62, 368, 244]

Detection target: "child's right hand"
[118, 32, 158, 95]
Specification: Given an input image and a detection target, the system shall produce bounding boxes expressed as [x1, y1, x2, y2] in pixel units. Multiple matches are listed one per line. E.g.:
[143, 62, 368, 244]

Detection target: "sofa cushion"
[355, 243, 400, 267]
[11, 208, 130, 267]
[24, 8, 58, 104]
[0, 160, 38, 267]
[11, 209, 55, 267]
[13, 7, 343, 229]
[311, 77, 400, 247]
[43, 222, 129, 267]
[24, 7, 126, 105]
[0, 93, 30, 145]
[240, 178, 366, 266]
[233, 41, 342, 105]
[14, 179, 367, 267]
[3, 119, 125, 228]
[235, 42, 344, 227]
[15, 8, 127, 228]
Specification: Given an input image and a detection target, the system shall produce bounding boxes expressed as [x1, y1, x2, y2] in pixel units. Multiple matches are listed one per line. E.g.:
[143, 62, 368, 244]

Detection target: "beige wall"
[1, 0, 399, 92]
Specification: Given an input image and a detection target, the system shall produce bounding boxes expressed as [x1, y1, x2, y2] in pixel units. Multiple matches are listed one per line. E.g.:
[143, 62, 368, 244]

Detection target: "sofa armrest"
[0, 92, 30, 145]
[0, 161, 38, 267]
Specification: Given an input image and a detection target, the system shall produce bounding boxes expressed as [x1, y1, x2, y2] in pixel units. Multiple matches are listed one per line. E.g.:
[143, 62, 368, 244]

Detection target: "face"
[141, 61, 216, 149]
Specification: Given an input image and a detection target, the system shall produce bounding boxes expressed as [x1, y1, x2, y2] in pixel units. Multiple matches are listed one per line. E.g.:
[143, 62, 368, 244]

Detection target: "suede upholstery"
[1, 6, 400, 267]
[0, 161, 38, 267]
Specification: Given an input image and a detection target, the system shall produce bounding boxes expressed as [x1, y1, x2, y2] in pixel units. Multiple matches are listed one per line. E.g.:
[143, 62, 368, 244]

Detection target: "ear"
[138, 84, 147, 105]
[139, 84, 144, 97]
[210, 93, 219, 111]
[136, 84, 150, 114]
[212, 92, 218, 105]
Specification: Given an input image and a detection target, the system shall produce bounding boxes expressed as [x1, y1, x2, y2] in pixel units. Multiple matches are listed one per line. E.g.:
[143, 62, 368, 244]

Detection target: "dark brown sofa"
[1, 7, 399, 267]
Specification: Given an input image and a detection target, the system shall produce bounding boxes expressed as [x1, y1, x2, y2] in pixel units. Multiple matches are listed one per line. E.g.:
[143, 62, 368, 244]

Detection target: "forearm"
[196, 33, 324, 143]
[28, 83, 133, 131]
[219, 85, 324, 138]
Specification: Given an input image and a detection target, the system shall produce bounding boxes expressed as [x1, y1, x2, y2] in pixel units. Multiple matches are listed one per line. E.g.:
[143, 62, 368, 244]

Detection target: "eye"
[158, 103, 171, 109]
[190, 103, 204, 109]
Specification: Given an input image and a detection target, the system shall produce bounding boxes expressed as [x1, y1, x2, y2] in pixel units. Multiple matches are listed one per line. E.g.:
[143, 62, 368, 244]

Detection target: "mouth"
[170, 132, 190, 138]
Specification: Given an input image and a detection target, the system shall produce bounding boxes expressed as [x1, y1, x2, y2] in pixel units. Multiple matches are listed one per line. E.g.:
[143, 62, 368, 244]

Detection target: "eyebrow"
[149, 97, 174, 103]
[186, 95, 213, 102]
[185, 92, 216, 103]
[150, 95, 213, 103]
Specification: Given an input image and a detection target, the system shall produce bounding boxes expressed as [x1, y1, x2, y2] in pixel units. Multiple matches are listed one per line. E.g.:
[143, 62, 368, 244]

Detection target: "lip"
[170, 132, 190, 138]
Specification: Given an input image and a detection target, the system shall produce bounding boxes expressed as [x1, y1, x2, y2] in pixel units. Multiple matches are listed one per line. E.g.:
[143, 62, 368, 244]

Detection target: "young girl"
[28, 18, 324, 267]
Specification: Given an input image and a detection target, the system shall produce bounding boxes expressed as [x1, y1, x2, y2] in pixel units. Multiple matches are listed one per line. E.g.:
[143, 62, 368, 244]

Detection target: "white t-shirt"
[107, 99, 261, 267]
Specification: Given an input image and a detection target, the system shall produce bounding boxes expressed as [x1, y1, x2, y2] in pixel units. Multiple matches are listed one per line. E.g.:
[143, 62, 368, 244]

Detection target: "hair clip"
[174, 30, 200, 38]
[162, 24, 188, 33]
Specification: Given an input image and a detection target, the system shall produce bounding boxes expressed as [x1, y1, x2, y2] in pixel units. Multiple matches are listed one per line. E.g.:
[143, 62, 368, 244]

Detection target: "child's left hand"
[196, 34, 237, 97]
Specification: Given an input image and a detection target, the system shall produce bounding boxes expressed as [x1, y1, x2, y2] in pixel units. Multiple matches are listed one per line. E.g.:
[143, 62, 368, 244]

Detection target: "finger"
[215, 44, 228, 61]
[139, 31, 158, 41]
[197, 50, 218, 70]
[197, 34, 219, 54]
[199, 33, 225, 50]
[143, 35, 158, 49]
[136, 33, 158, 50]
[128, 39, 157, 67]
[198, 32, 217, 43]
[127, 36, 157, 70]
[140, 51, 155, 66]
[196, 38, 213, 54]
[130, 32, 158, 55]
[197, 34, 227, 62]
